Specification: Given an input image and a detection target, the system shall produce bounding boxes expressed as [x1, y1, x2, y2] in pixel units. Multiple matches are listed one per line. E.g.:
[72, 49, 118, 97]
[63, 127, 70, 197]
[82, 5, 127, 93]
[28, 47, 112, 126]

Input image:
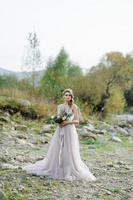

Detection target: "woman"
[23, 88, 96, 182]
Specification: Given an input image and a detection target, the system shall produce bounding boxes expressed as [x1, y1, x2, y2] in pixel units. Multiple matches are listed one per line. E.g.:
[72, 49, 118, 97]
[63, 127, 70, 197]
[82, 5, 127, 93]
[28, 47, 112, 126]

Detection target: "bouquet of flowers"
[51, 111, 73, 124]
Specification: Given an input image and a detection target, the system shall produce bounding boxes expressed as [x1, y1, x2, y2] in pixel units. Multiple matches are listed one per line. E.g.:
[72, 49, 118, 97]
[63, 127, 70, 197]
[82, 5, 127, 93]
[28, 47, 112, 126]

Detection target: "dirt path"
[0, 128, 133, 200]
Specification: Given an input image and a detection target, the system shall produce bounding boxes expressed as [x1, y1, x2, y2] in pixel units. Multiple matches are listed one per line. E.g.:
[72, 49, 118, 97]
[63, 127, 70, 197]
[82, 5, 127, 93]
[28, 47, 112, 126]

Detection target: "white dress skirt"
[22, 104, 96, 182]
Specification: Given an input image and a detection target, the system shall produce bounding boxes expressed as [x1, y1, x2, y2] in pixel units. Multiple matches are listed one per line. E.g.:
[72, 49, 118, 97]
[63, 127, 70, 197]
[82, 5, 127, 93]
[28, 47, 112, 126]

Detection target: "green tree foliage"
[73, 52, 132, 116]
[104, 86, 126, 115]
[124, 87, 133, 107]
[124, 52, 133, 107]
[40, 48, 83, 100]
[0, 75, 18, 88]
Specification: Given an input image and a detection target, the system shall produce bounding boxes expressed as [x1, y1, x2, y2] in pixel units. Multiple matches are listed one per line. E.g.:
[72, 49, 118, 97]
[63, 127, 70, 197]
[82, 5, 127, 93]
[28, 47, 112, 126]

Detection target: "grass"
[80, 138, 113, 151]
[0, 168, 60, 200]
[119, 135, 133, 148]
[0, 89, 56, 119]
[109, 188, 120, 193]
[80, 132, 133, 153]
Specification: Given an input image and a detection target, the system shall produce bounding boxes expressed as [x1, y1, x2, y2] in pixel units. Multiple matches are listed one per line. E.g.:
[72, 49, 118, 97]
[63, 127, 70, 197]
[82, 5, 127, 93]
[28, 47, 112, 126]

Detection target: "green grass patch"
[119, 135, 133, 147]
[80, 139, 113, 151]
[109, 187, 120, 193]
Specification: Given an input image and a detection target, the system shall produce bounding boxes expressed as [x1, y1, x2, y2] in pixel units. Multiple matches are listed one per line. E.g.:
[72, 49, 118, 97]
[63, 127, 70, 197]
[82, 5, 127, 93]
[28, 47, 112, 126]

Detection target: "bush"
[104, 86, 126, 116]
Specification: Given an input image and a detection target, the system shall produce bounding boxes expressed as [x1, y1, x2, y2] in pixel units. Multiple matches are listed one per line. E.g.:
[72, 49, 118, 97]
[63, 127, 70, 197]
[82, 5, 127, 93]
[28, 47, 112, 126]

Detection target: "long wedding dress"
[22, 103, 96, 182]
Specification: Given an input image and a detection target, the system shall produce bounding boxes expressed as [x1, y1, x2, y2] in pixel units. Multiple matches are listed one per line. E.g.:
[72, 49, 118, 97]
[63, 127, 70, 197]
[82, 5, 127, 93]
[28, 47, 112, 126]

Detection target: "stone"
[17, 134, 28, 139]
[19, 99, 31, 107]
[0, 116, 10, 123]
[115, 126, 129, 136]
[93, 129, 107, 134]
[14, 124, 28, 131]
[41, 124, 54, 133]
[0, 190, 7, 200]
[111, 136, 122, 143]
[85, 124, 95, 132]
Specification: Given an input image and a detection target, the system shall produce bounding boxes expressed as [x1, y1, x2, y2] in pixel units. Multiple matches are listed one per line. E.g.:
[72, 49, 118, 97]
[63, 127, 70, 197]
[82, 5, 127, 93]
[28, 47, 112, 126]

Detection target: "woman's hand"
[59, 119, 79, 128]
[59, 120, 69, 128]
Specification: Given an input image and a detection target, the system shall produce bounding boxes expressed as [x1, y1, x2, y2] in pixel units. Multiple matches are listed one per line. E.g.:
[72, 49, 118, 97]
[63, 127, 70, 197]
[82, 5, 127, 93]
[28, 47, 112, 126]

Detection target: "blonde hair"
[63, 88, 74, 106]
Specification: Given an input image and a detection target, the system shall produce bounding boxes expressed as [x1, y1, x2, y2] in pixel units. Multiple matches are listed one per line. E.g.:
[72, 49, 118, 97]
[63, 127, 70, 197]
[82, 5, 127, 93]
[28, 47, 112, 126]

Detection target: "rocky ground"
[0, 113, 133, 200]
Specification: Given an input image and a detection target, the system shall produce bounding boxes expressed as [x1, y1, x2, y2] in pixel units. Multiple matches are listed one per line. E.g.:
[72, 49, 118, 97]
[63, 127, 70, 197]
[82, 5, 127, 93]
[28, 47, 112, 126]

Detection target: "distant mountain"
[0, 67, 14, 75]
[0, 67, 44, 80]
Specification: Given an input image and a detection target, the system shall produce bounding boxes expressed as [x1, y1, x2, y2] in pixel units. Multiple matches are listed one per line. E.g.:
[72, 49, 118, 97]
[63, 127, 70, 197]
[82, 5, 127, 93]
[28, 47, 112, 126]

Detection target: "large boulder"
[41, 124, 54, 133]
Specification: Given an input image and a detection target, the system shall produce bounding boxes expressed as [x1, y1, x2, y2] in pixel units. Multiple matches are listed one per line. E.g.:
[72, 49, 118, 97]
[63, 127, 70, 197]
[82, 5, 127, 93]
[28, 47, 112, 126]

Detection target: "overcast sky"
[0, 0, 133, 72]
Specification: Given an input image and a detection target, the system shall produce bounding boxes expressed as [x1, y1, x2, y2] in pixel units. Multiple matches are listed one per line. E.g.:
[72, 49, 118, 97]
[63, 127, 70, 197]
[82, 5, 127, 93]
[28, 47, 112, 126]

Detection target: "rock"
[129, 120, 133, 126]
[44, 132, 53, 138]
[19, 99, 31, 107]
[0, 190, 7, 200]
[111, 136, 122, 143]
[3, 111, 10, 118]
[15, 155, 25, 162]
[84, 124, 95, 132]
[17, 185, 25, 192]
[33, 139, 48, 144]
[74, 194, 81, 198]
[36, 156, 45, 161]
[27, 143, 34, 147]
[0, 122, 3, 128]
[129, 128, 133, 136]
[79, 127, 96, 140]
[81, 134, 96, 141]
[108, 126, 116, 133]
[107, 125, 130, 136]
[115, 126, 129, 136]
[120, 123, 132, 129]
[116, 114, 133, 128]
[0, 116, 10, 123]
[1, 163, 18, 169]
[15, 138, 27, 144]
[106, 190, 112, 195]
[107, 162, 114, 167]
[113, 164, 120, 168]
[93, 129, 107, 134]
[124, 165, 132, 170]
[117, 161, 126, 165]
[14, 124, 28, 131]
[17, 134, 28, 139]
[41, 124, 54, 133]
[96, 121, 111, 129]
[80, 127, 90, 136]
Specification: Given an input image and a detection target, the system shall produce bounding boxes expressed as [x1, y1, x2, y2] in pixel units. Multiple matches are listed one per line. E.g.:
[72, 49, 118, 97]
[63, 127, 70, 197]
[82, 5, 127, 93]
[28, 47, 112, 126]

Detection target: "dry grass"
[0, 88, 57, 118]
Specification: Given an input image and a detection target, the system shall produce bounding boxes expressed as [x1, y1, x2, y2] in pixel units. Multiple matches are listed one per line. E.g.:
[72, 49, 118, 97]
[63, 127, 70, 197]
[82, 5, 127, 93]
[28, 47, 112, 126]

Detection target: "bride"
[22, 88, 96, 182]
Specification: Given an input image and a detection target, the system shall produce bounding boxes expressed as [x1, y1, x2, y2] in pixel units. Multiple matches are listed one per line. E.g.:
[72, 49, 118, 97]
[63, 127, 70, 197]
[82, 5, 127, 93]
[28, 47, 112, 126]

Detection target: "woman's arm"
[59, 119, 79, 128]
[66, 120, 79, 125]
[59, 104, 80, 128]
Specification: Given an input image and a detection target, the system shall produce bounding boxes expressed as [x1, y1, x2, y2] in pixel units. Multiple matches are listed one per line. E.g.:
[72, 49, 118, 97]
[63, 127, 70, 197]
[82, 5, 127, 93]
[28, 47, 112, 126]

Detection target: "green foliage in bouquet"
[52, 111, 73, 124]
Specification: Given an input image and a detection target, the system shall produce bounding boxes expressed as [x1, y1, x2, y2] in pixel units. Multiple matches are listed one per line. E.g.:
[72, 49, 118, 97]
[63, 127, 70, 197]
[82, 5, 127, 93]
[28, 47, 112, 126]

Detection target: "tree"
[88, 52, 131, 113]
[23, 31, 43, 89]
[40, 48, 83, 100]
[124, 87, 133, 107]
[71, 51, 132, 117]
[0, 74, 18, 88]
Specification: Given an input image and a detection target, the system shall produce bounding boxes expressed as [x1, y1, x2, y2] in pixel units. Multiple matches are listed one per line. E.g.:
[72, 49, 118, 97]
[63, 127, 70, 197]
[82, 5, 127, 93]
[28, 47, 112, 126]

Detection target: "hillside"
[0, 67, 44, 80]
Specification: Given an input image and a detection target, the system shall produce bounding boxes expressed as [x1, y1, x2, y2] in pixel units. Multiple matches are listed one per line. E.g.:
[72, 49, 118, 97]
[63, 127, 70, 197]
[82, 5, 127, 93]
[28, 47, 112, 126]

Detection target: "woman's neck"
[64, 102, 72, 107]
